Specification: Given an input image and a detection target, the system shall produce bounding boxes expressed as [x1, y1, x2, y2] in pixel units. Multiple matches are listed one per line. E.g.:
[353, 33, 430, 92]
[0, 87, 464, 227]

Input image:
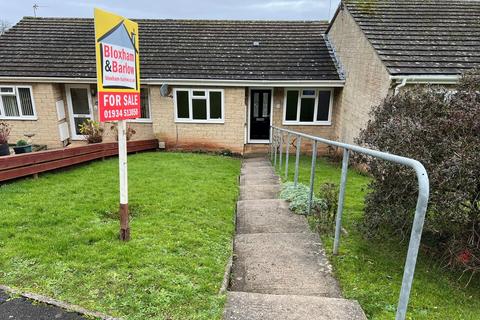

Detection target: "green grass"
[0, 152, 241, 320]
[276, 155, 480, 320]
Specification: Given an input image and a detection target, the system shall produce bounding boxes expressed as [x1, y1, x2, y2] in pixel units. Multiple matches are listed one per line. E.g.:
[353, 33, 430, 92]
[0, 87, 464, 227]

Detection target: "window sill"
[128, 119, 153, 124]
[282, 121, 332, 126]
[0, 116, 38, 121]
[175, 119, 225, 124]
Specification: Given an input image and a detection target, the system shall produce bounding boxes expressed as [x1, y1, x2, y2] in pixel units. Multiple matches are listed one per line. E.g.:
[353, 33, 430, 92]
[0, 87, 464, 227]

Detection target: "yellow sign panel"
[94, 8, 140, 122]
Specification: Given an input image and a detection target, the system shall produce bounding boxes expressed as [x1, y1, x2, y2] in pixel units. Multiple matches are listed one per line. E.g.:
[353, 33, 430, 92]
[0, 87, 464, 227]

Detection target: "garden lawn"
[277, 155, 480, 320]
[0, 152, 241, 320]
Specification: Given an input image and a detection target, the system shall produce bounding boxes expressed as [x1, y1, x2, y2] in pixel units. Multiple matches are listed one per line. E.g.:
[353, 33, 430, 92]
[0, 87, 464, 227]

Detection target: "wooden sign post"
[94, 8, 141, 241]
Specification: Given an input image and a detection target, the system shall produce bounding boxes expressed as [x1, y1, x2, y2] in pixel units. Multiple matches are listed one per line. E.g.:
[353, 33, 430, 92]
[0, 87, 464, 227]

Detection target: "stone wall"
[327, 7, 392, 144]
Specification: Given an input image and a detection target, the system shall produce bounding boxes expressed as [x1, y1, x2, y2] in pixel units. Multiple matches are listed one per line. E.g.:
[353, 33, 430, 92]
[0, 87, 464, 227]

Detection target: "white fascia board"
[390, 74, 460, 85]
[0, 77, 345, 87]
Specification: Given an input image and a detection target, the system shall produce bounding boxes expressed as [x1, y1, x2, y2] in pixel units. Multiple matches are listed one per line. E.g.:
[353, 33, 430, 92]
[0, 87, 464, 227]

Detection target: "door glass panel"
[262, 92, 269, 117]
[70, 88, 90, 115]
[253, 93, 259, 118]
[74, 117, 88, 135]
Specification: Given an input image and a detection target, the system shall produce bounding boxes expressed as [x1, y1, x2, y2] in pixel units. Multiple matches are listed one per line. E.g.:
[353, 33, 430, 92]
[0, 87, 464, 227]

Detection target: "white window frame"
[129, 86, 152, 123]
[0, 85, 37, 120]
[282, 88, 333, 126]
[173, 88, 225, 124]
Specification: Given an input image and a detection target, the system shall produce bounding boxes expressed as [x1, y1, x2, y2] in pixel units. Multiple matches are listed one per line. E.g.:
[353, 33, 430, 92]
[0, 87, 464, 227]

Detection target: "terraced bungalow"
[0, 0, 479, 153]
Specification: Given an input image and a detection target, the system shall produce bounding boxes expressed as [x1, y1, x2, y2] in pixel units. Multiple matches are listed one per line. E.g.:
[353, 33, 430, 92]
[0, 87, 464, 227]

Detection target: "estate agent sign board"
[94, 8, 140, 122]
[94, 8, 140, 240]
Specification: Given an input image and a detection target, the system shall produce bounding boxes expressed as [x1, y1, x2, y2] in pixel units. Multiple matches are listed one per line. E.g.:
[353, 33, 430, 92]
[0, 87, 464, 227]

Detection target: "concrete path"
[224, 157, 366, 320]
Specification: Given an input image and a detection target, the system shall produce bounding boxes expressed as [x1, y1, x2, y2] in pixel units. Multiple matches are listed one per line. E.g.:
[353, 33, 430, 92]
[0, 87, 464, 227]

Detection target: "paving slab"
[238, 184, 281, 201]
[224, 292, 367, 320]
[230, 232, 341, 297]
[236, 199, 309, 234]
[239, 174, 280, 187]
[240, 166, 275, 176]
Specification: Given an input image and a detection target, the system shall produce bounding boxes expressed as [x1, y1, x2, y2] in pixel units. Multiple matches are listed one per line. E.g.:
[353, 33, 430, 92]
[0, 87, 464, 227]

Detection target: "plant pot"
[0, 143, 10, 156]
[13, 145, 32, 154]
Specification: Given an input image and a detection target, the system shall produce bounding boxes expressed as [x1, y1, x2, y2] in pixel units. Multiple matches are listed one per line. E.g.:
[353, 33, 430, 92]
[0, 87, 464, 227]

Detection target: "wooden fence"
[0, 139, 158, 182]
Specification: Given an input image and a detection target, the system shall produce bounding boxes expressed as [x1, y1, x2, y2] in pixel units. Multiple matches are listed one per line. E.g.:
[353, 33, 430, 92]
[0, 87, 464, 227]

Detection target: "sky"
[0, 0, 341, 26]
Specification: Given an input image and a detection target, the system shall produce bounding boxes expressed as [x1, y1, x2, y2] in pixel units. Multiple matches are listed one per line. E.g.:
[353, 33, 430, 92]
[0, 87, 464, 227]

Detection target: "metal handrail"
[270, 126, 429, 320]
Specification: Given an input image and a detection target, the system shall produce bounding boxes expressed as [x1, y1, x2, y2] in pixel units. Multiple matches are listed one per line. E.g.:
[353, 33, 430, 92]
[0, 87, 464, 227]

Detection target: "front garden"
[0, 152, 240, 319]
[278, 156, 480, 319]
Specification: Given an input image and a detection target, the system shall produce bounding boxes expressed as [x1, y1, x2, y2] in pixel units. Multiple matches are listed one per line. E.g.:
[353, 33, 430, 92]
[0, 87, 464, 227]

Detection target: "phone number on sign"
[103, 108, 139, 120]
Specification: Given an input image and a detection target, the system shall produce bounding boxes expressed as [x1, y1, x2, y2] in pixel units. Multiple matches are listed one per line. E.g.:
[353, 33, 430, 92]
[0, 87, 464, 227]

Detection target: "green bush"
[356, 69, 480, 273]
[280, 182, 327, 215]
[16, 139, 28, 146]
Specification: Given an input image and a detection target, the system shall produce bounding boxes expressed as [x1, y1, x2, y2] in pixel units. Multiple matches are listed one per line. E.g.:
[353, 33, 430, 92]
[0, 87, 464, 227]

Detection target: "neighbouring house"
[326, 0, 480, 144]
[0, 18, 344, 154]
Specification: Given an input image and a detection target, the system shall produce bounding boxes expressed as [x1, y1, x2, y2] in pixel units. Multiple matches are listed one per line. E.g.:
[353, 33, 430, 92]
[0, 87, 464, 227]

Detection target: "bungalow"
[1, 0, 479, 153]
[326, 0, 480, 144]
[0, 18, 343, 154]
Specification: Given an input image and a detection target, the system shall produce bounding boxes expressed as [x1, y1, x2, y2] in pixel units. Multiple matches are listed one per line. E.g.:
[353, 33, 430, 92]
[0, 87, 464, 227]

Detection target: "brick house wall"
[327, 7, 392, 144]
[151, 86, 246, 155]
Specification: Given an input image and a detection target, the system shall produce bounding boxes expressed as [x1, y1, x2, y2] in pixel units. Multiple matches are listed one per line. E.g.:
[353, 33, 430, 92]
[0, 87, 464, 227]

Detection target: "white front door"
[66, 85, 94, 140]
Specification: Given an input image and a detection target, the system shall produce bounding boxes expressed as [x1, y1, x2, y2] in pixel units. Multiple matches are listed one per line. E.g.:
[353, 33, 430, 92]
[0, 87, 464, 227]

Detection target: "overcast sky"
[1, 0, 341, 25]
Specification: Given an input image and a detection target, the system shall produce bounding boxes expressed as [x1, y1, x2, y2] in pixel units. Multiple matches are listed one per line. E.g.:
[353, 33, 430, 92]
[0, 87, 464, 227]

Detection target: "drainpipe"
[394, 78, 407, 95]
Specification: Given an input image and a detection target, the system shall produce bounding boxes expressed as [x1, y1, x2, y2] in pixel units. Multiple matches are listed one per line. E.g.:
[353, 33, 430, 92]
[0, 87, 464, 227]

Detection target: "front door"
[66, 85, 94, 140]
[249, 89, 271, 142]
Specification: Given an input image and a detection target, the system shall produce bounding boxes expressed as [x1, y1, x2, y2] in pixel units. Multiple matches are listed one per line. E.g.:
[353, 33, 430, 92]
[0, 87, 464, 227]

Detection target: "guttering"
[0, 76, 345, 88]
[390, 74, 460, 85]
[143, 78, 345, 87]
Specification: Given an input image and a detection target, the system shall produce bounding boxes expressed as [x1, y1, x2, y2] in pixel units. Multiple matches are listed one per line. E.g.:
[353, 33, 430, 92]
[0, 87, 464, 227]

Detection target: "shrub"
[356, 69, 480, 273]
[110, 124, 136, 141]
[312, 183, 339, 233]
[79, 120, 104, 144]
[0, 121, 11, 144]
[16, 139, 28, 146]
[280, 182, 327, 215]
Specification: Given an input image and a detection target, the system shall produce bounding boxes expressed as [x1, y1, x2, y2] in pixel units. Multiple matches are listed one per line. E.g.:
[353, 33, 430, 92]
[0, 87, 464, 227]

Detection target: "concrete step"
[239, 174, 280, 187]
[242, 157, 270, 164]
[239, 184, 281, 201]
[237, 199, 308, 234]
[241, 160, 271, 169]
[224, 292, 367, 320]
[230, 233, 341, 297]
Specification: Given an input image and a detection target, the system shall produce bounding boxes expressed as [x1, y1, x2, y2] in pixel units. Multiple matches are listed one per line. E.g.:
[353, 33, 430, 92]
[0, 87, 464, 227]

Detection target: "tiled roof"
[339, 0, 480, 75]
[0, 17, 342, 81]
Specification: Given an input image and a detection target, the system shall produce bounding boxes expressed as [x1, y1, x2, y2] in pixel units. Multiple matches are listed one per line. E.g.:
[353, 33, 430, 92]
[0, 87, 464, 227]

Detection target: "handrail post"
[269, 127, 274, 161]
[285, 133, 290, 179]
[294, 136, 301, 186]
[333, 148, 350, 255]
[274, 130, 278, 167]
[308, 141, 318, 214]
[395, 166, 429, 320]
[279, 132, 283, 170]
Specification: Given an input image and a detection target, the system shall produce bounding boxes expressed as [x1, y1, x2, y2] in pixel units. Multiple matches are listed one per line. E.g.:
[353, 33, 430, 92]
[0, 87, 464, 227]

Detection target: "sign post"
[94, 8, 141, 241]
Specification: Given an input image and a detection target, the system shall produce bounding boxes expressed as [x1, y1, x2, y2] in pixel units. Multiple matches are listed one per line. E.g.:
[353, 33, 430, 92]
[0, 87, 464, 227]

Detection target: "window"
[0, 86, 36, 120]
[283, 88, 332, 125]
[130, 87, 151, 122]
[174, 89, 224, 123]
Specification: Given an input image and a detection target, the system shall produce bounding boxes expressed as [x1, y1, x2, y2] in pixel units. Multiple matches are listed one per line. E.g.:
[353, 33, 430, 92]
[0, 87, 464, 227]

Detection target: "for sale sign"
[94, 8, 140, 122]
